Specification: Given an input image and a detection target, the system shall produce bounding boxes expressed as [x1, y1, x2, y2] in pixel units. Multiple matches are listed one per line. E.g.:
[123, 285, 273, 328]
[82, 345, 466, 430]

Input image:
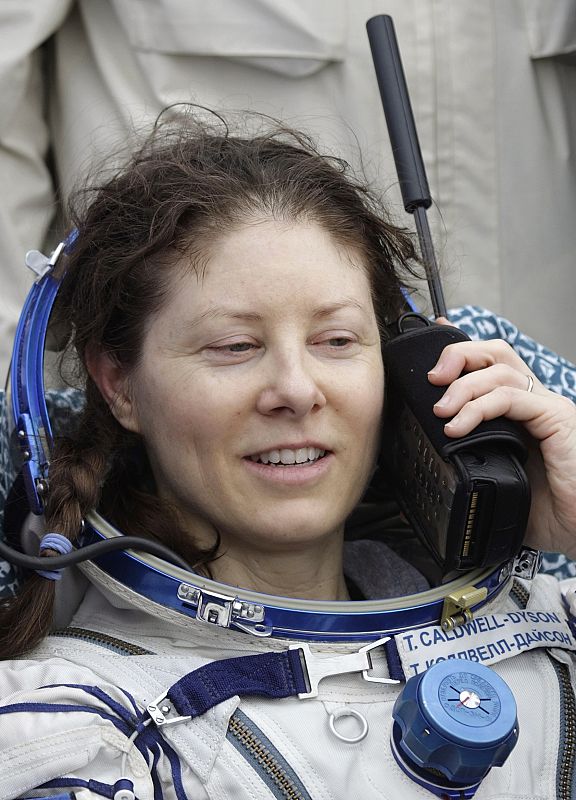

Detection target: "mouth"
[246, 446, 328, 466]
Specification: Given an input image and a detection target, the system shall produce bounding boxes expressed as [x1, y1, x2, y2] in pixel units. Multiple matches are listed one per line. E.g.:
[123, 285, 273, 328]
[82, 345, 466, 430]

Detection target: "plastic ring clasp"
[328, 707, 369, 744]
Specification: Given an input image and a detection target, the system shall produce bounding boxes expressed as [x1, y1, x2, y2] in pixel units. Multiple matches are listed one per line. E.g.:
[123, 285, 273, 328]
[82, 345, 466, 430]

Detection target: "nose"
[255, 349, 327, 418]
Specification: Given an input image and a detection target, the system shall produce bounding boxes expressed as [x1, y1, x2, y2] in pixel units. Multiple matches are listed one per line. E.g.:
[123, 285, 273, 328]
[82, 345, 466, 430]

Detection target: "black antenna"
[366, 14, 447, 319]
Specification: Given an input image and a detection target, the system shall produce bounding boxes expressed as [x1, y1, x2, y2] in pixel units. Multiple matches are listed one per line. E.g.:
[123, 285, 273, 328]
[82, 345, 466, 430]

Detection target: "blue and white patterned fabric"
[449, 306, 576, 403]
[0, 305, 574, 595]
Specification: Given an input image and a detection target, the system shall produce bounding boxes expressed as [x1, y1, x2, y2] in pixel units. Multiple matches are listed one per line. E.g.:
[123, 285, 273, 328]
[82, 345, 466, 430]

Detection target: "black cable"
[0, 535, 192, 573]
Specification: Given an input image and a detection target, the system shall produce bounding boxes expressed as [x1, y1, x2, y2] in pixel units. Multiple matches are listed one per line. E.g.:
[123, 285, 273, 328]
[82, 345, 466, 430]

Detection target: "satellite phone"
[366, 15, 531, 577]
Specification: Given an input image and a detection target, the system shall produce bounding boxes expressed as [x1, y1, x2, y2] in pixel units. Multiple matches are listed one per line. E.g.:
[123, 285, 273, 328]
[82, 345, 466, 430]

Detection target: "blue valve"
[391, 659, 519, 798]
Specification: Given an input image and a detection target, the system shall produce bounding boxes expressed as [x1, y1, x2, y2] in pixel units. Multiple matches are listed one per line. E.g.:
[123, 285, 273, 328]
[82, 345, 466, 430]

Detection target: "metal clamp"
[146, 693, 190, 727]
[512, 547, 542, 581]
[16, 413, 50, 515]
[25, 241, 65, 280]
[177, 583, 271, 636]
[290, 637, 399, 699]
[441, 584, 488, 631]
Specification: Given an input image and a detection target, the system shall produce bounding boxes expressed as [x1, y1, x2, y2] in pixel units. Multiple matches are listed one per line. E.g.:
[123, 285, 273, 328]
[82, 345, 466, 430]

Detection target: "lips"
[243, 447, 334, 485]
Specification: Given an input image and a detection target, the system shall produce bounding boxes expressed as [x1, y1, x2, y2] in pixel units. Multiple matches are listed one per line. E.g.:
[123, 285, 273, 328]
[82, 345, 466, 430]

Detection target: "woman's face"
[118, 219, 384, 564]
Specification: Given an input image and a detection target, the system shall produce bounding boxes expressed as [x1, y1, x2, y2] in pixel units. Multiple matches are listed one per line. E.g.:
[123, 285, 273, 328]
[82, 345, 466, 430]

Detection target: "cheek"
[360, 375, 385, 462]
[351, 362, 385, 428]
[334, 366, 383, 474]
[139, 372, 245, 462]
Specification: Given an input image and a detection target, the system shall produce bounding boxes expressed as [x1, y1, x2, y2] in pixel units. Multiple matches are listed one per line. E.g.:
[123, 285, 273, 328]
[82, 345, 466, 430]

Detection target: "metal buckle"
[512, 547, 542, 581]
[290, 637, 400, 698]
[146, 693, 191, 727]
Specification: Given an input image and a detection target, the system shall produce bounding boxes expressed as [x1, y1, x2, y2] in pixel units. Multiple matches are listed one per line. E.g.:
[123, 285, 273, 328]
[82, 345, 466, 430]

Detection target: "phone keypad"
[391, 406, 458, 559]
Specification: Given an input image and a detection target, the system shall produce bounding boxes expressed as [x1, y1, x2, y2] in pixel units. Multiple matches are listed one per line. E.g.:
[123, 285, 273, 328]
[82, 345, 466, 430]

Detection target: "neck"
[208, 533, 350, 601]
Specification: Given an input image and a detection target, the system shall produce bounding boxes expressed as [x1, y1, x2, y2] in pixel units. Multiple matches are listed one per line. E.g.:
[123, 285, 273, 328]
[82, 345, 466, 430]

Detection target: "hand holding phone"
[429, 335, 576, 562]
[380, 314, 530, 577]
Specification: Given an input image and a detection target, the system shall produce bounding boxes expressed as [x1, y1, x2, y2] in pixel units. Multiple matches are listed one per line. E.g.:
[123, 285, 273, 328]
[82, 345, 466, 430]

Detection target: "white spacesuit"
[1, 551, 576, 800]
[2, 234, 576, 799]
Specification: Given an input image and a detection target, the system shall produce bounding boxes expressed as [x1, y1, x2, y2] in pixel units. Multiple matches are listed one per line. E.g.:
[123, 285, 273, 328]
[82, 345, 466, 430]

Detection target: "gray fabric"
[344, 539, 429, 599]
[4, 2, 576, 373]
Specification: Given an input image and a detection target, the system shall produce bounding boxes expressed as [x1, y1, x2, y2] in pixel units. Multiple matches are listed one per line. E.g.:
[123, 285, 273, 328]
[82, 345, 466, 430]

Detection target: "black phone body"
[378, 314, 531, 580]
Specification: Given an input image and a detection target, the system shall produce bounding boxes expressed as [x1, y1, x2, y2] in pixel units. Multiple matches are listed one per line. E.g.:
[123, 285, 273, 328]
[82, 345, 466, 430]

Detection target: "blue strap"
[43, 683, 138, 725]
[384, 637, 406, 682]
[0, 701, 133, 735]
[40, 779, 117, 800]
[149, 743, 163, 800]
[24, 796, 74, 800]
[167, 649, 307, 718]
[1, 688, 178, 800]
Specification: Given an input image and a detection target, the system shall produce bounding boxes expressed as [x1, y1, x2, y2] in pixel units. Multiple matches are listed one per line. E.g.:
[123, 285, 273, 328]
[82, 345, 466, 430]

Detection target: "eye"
[205, 340, 261, 362]
[311, 332, 360, 355]
[224, 342, 255, 352]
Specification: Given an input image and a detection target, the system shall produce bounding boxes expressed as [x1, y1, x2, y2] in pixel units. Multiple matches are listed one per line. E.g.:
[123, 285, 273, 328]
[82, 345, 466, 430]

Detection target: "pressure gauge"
[391, 659, 518, 798]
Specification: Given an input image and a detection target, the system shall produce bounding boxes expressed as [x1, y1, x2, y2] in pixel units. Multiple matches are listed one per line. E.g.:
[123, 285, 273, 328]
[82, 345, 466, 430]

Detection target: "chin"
[247, 515, 345, 549]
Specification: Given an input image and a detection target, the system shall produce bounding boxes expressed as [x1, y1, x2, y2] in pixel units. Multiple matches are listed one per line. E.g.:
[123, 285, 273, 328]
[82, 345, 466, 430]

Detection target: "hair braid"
[0, 384, 117, 657]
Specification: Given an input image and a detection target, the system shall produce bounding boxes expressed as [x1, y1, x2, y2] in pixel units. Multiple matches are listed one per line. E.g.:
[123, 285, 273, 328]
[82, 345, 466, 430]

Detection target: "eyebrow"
[311, 299, 368, 318]
[188, 299, 369, 327]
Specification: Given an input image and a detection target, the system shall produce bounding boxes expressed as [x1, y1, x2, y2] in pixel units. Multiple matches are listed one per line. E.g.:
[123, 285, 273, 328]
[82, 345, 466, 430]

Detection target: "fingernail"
[434, 396, 450, 408]
[428, 368, 440, 377]
[444, 416, 459, 429]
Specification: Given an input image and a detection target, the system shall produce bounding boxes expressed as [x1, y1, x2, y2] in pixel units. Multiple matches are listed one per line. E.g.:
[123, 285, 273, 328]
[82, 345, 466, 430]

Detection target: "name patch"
[395, 609, 576, 676]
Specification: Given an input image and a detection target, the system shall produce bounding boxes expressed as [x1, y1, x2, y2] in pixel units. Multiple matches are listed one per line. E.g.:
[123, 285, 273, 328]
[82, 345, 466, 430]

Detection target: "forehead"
[172, 219, 374, 314]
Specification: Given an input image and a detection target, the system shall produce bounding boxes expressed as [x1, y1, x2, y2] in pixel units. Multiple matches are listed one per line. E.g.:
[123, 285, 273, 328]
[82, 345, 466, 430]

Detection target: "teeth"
[280, 449, 296, 464]
[250, 447, 326, 465]
[295, 448, 308, 464]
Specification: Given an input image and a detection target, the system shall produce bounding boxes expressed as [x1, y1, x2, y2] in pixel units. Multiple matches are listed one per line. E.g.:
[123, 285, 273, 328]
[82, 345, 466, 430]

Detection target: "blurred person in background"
[2, 0, 576, 375]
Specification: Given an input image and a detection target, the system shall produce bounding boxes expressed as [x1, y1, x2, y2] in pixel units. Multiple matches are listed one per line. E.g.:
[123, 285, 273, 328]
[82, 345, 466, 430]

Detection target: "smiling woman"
[0, 109, 418, 656]
[90, 219, 385, 600]
[2, 108, 576, 800]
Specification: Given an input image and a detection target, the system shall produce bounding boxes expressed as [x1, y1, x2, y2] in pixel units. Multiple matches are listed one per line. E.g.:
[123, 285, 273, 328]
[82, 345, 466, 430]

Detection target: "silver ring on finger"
[526, 374, 535, 393]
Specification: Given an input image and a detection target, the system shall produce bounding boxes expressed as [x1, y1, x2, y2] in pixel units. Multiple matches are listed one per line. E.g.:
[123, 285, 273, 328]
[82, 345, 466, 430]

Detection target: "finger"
[442, 385, 575, 442]
[433, 363, 543, 418]
[427, 339, 531, 385]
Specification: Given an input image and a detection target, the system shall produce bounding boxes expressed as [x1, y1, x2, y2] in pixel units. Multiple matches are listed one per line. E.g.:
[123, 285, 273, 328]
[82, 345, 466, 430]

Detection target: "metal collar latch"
[177, 583, 271, 637]
[512, 547, 542, 580]
[290, 638, 400, 698]
[441, 585, 488, 632]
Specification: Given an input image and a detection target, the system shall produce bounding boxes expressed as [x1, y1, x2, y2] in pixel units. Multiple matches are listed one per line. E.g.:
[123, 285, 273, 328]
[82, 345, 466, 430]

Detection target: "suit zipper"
[227, 709, 312, 800]
[551, 657, 576, 799]
[510, 578, 576, 797]
[51, 626, 152, 655]
[510, 578, 530, 608]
